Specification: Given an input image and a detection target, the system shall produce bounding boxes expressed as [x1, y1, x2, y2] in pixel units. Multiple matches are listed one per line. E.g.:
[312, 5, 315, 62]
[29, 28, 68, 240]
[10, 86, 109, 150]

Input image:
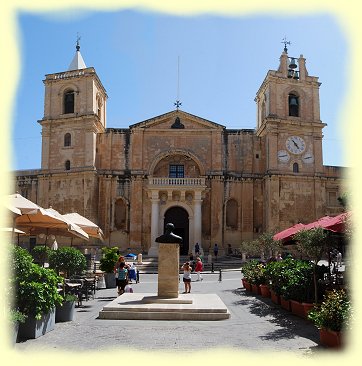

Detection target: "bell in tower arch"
[288, 94, 299, 117]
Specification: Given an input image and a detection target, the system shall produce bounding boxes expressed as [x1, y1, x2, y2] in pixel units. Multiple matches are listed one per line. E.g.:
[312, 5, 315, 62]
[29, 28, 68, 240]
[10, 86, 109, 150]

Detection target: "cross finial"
[76, 33, 81, 51]
[281, 36, 291, 53]
[174, 100, 182, 110]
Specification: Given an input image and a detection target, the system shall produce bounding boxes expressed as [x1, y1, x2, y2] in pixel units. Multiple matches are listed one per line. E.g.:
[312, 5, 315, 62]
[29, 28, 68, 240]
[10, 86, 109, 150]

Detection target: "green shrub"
[48, 247, 87, 278]
[10, 309, 27, 324]
[265, 258, 328, 302]
[241, 260, 266, 285]
[99, 247, 119, 273]
[280, 260, 314, 302]
[31, 245, 51, 267]
[12, 246, 63, 320]
[308, 289, 351, 332]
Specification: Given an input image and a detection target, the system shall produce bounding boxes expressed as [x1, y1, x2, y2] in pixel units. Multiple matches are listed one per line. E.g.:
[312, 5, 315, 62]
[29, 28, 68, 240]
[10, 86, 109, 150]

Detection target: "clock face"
[302, 151, 314, 163]
[277, 150, 290, 163]
[286, 136, 306, 154]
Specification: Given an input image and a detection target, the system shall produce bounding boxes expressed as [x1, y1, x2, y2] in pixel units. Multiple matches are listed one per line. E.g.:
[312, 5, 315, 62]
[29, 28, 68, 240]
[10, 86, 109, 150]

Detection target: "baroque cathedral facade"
[14, 44, 345, 255]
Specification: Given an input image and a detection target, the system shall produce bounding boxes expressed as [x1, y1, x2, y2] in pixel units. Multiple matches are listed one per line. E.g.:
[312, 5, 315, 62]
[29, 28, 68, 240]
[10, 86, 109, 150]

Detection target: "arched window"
[114, 198, 127, 231]
[293, 162, 299, 173]
[64, 133, 71, 147]
[226, 199, 238, 230]
[288, 93, 299, 117]
[64, 91, 75, 114]
[65, 160, 71, 170]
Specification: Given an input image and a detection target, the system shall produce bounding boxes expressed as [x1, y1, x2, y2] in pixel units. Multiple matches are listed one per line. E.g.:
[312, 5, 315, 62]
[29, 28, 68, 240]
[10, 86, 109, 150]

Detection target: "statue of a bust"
[155, 223, 183, 244]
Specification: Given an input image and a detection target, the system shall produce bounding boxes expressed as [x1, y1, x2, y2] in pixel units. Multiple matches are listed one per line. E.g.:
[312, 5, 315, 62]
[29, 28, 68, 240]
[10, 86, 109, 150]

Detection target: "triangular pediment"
[129, 110, 225, 130]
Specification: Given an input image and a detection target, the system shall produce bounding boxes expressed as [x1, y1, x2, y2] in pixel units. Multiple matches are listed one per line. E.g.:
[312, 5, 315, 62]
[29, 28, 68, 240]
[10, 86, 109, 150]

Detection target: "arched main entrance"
[164, 206, 189, 255]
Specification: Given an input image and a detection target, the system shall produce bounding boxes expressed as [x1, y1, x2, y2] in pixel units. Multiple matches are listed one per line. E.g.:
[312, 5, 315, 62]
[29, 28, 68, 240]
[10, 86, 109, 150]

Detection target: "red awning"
[273, 223, 306, 242]
[273, 212, 350, 243]
[303, 212, 350, 233]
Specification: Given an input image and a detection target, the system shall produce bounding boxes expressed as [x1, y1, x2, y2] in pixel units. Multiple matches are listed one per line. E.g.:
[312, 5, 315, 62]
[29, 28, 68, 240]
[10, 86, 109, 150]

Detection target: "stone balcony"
[148, 177, 206, 188]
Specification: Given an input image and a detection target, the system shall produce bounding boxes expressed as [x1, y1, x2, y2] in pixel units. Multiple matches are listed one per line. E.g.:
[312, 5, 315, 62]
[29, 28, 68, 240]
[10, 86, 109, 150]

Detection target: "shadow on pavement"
[228, 288, 320, 344]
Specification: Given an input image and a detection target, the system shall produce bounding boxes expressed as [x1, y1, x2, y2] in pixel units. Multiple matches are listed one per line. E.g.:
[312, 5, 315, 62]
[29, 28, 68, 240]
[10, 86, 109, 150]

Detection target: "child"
[117, 262, 128, 295]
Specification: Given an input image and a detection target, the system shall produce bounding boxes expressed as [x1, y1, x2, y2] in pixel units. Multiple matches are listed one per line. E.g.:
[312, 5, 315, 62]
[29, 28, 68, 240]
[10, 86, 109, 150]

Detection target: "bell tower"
[255, 42, 325, 175]
[38, 39, 107, 172]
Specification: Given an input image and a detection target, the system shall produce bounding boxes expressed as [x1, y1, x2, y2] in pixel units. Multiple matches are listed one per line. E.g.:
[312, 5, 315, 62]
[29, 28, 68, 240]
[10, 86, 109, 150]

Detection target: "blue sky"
[12, 9, 347, 170]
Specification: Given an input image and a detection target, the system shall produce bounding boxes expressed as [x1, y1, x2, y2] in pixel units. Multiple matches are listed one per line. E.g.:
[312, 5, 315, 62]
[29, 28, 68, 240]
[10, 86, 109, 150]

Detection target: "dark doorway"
[164, 206, 189, 255]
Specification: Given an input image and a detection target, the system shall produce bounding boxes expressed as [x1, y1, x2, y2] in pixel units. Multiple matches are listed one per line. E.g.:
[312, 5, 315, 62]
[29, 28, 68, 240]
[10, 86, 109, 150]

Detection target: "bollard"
[211, 263, 214, 273]
[136, 269, 140, 283]
[218, 268, 222, 282]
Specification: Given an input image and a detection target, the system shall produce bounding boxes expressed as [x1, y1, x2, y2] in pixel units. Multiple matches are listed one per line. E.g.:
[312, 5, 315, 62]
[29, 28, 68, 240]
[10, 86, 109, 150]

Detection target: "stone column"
[148, 196, 160, 256]
[158, 243, 180, 298]
[193, 197, 202, 250]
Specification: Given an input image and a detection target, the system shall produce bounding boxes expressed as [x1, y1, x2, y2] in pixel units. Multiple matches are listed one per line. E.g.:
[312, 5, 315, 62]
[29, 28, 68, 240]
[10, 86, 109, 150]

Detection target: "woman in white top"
[181, 262, 192, 293]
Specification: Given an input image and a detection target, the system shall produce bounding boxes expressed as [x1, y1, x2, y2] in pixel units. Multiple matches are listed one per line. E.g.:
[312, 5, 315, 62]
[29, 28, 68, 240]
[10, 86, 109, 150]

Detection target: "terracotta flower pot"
[302, 302, 315, 319]
[260, 284, 271, 298]
[252, 284, 261, 295]
[290, 300, 305, 318]
[242, 280, 252, 292]
[319, 328, 342, 348]
[270, 290, 281, 305]
[280, 297, 291, 311]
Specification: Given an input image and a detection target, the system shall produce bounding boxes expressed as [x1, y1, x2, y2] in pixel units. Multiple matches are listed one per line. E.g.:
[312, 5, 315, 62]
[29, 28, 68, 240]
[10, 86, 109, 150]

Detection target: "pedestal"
[158, 243, 179, 298]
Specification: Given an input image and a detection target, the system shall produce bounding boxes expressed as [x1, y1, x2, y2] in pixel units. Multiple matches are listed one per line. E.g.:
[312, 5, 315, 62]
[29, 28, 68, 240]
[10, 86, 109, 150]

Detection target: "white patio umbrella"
[0, 227, 26, 234]
[44, 207, 89, 242]
[63, 212, 104, 241]
[8, 194, 89, 244]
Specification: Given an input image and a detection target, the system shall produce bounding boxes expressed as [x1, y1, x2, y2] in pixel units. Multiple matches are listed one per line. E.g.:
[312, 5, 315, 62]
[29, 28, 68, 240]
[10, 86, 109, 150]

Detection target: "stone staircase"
[133, 255, 243, 274]
[91, 255, 242, 274]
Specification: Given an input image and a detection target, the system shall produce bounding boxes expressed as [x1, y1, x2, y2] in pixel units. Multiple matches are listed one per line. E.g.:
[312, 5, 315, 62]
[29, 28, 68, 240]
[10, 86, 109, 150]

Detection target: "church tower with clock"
[255, 43, 333, 230]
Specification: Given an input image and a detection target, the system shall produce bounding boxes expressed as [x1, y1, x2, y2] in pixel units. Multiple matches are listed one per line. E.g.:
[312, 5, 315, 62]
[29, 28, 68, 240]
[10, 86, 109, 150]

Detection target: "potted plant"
[9, 309, 27, 344]
[99, 247, 119, 288]
[308, 289, 351, 348]
[48, 246, 87, 278]
[11, 246, 63, 339]
[241, 260, 257, 292]
[55, 293, 78, 322]
[241, 260, 266, 295]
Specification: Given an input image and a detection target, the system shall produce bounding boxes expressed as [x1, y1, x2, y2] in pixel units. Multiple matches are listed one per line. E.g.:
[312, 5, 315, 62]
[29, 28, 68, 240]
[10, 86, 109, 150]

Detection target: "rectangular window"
[169, 164, 184, 178]
[328, 191, 337, 206]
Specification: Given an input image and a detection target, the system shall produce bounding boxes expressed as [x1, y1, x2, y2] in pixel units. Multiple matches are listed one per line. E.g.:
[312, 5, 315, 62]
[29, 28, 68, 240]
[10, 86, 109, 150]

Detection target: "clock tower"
[255, 46, 325, 175]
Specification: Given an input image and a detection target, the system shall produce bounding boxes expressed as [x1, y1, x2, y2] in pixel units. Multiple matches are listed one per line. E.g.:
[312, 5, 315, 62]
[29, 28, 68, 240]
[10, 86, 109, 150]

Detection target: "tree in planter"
[48, 247, 87, 278]
[240, 232, 282, 261]
[293, 227, 333, 304]
[31, 245, 50, 267]
[99, 247, 119, 273]
[257, 232, 282, 261]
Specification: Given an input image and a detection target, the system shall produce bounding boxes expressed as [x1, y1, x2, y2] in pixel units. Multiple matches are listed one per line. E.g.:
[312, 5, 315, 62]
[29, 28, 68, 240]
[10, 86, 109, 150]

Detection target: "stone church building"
[14, 44, 345, 255]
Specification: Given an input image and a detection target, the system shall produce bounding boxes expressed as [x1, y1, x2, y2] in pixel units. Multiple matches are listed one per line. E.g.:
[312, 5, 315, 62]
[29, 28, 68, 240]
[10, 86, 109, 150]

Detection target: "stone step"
[98, 310, 230, 320]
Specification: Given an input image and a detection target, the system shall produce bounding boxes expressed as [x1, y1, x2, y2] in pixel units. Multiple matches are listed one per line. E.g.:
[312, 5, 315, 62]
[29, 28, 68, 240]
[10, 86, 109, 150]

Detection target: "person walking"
[213, 243, 219, 261]
[194, 257, 203, 281]
[336, 251, 342, 267]
[195, 242, 200, 256]
[181, 261, 192, 293]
